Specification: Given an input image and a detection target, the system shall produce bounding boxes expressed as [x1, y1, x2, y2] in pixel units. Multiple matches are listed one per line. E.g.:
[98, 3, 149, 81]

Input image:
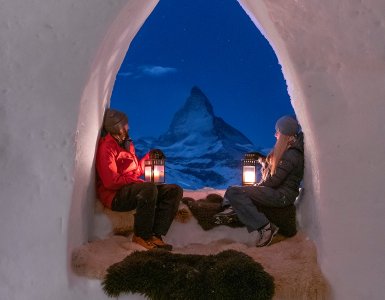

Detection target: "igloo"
[1, 0, 385, 299]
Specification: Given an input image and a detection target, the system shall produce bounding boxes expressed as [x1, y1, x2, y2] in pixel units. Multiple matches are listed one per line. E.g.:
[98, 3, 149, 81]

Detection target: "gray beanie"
[275, 115, 299, 136]
[103, 109, 128, 134]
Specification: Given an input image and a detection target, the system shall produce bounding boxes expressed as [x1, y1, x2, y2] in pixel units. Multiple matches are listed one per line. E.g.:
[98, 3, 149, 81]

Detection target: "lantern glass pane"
[243, 165, 256, 184]
[144, 165, 152, 182]
[153, 165, 165, 183]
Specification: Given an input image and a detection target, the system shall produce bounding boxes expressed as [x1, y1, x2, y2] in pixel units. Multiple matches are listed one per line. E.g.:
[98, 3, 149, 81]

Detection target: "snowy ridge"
[136, 86, 264, 189]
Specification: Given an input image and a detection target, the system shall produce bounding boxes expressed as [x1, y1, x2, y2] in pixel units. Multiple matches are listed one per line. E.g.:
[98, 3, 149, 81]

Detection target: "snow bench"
[94, 200, 135, 236]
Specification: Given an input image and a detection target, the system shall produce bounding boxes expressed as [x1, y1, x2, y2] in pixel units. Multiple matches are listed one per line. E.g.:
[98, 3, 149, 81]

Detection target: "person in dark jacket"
[215, 115, 304, 247]
[96, 109, 183, 250]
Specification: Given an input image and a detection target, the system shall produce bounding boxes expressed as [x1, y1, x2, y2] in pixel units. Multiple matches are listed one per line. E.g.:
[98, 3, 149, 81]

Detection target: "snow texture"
[1, 0, 385, 299]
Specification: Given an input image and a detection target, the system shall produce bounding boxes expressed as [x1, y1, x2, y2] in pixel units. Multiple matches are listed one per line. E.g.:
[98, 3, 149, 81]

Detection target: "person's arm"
[97, 146, 141, 190]
[258, 151, 296, 188]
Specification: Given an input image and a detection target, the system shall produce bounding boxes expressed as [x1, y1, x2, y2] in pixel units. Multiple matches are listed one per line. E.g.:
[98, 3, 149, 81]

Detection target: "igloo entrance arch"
[1, 0, 385, 299]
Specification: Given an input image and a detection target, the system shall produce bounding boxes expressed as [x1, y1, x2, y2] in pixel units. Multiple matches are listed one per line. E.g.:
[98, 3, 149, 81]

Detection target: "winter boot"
[256, 222, 279, 247]
[132, 234, 157, 250]
[150, 236, 173, 251]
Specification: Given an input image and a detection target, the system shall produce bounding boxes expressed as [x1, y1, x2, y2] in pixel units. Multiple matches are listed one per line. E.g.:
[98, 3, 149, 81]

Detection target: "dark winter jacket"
[259, 132, 304, 203]
[96, 133, 146, 208]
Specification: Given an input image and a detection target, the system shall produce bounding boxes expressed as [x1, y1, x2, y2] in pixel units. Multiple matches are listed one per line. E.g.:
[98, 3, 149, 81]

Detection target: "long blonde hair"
[262, 132, 295, 180]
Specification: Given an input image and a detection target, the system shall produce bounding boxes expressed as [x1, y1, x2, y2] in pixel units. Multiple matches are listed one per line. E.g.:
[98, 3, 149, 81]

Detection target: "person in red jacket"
[96, 109, 183, 250]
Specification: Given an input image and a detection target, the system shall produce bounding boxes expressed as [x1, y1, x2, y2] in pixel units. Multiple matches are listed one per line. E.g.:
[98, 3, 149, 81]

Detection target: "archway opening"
[109, 0, 297, 190]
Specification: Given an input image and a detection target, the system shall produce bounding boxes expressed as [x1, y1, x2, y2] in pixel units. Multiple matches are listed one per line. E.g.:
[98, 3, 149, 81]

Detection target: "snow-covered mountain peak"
[136, 86, 261, 189]
[189, 85, 214, 114]
[163, 86, 215, 140]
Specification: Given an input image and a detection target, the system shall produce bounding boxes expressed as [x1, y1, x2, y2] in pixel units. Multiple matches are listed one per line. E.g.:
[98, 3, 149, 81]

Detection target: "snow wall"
[1, 0, 384, 299]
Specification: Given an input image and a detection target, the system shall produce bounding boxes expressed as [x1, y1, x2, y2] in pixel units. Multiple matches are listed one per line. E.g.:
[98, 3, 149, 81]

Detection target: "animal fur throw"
[102, 249, 275, 300]
[183, 194, 297, 237]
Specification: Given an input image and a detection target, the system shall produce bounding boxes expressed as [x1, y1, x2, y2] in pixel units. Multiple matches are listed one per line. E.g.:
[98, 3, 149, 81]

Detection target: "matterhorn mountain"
[136, 86, 263, 189]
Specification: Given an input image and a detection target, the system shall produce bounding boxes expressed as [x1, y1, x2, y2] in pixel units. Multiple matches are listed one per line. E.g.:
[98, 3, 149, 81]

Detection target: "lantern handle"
[245, 151, 266, 160]
[149, 148, 166, 159]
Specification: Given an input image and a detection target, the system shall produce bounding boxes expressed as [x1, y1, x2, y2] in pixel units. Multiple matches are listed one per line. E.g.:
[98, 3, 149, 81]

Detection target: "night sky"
[110, 0, 294, 148]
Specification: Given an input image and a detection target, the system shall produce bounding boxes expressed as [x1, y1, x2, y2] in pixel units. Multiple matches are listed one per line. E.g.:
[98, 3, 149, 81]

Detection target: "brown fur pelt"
[102, 249, 275, 300]
[173, 203, 192, 223]
[95, 201, 135, 235]
[182, 194, 244, 231]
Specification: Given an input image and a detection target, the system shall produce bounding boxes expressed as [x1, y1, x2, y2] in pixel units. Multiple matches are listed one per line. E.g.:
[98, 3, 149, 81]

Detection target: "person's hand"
[142, 152, 150, 161]
[257, 157, 265, 164]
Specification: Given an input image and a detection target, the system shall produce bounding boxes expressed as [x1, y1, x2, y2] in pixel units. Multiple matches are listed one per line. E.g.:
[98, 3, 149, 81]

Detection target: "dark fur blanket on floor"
[182, 194, 297, 237]
[102, 249, 274, 300]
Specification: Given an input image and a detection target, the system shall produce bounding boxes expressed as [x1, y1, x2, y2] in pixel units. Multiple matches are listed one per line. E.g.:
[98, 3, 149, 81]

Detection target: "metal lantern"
[144, 149, 165, 184]
[242, 152, 263, 186]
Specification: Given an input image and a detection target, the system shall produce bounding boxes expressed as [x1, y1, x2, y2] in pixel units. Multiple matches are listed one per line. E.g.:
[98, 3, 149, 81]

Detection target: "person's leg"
[227, 186, 282, 247]
[242, 186, 288, 208]
[219, 185, 241, 208]
[152, 184, 183, 236]
[224, 186, 270, 232]
[113, 182, 158, 240]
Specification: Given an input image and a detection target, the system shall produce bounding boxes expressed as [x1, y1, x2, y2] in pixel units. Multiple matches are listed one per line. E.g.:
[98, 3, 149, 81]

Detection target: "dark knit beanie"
[275, 115, 299, 136]
[103, 109, 128, 135]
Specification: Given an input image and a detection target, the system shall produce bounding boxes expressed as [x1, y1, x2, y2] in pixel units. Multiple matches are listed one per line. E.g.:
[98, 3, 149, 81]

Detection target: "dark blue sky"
[111, 0, 294, 148]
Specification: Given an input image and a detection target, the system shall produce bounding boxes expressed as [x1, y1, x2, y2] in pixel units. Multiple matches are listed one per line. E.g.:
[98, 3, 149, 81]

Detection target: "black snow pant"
[112, 182, 183, 240]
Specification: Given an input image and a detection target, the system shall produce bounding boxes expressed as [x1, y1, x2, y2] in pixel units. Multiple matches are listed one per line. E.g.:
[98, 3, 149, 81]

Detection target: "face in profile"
[113, 123, 130, 143]
[275, 130, 281, 140]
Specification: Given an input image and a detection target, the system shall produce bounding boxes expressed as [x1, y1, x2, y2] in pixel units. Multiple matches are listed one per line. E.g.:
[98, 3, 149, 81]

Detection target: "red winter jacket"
[96, 133, 147, 208]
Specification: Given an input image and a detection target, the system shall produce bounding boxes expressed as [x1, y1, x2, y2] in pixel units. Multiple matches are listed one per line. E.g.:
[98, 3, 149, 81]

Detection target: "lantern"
[242, 152, 264, 186]
[144, 149, 165, 184]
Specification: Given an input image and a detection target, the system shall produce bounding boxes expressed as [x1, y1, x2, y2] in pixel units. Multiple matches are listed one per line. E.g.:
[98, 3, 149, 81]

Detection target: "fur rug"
[102, 249, 275, 300]
[72, 233, 329, 299]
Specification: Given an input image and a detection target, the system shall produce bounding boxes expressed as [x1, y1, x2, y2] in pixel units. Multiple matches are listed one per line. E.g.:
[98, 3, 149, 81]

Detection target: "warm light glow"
[144, 161, 165, 183]
[243, 166, 256, 184]
[144, 165, 152, 182]
[154, 165, 164, 183]
[153, 168, 160, 181]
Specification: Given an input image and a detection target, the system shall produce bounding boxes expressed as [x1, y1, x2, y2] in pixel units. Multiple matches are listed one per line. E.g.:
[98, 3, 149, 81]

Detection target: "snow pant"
[112, 182, 183, 239]
[224, 185, 290, 233]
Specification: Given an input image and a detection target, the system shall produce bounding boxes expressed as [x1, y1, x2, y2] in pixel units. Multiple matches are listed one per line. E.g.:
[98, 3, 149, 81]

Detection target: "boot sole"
[256, 225, 279, 247]
[153, 244, 173, 251]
